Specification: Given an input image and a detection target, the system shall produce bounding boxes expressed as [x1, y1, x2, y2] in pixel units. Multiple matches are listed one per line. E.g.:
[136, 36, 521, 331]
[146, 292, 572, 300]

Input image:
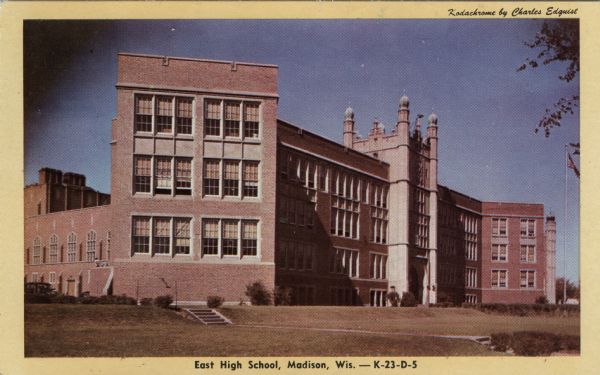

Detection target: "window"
[107, 231, 111, 260]
[520, 245, 536, 263]
[175, 158, 192, 195]
[155, 96, 173, 133]
[67, 233, 77, 262]
[176, 97, 193, 135]
[520, 219, 536, 238]
[241, 221, 258, 256]
[202, 220, 219, 255]
[370, 290, 387, 307]
[134, 156, 152, 193]
[135, 94, 193, 135]
[132, 217, 151, 253]
[32, 237, 41, 265]
[243, 102, 260, 138]
[462, 214, 478, 261]
[204, 99, 221, 136]
[330, 248, 359, 278]
[465, 294, 478, 304]
[203, 159, 220, 196]
[49, 272, 56, 284]
[154, 157, 172, 195]
[318, 164, 328, 192]
[174, 219, 191, 254]
[222, 220, 239, 256]
[224, 101, 241, 137]
[135, 95, 153, 132]
[491, 218, 507, 237]
[491, 270, 508, 288]
[242, 161, 259, 197]
[86, 231, 96, 262]
[369, 253, 387, 279]
[491, 244, 508, 262]
[48, 234, 58, 264]
[153, 218, 171, 254]
[223, 161, 240, 196]
[466, 267, 477, 288]
[520, 270, 535, 289]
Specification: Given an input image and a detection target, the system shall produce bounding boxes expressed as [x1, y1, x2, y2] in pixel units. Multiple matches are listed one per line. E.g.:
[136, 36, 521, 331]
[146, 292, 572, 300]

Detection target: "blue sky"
[24, 20, 580, 283]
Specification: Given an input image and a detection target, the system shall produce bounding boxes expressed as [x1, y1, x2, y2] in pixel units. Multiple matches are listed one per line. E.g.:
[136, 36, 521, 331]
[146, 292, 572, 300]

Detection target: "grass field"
[24, 304, 579, 357]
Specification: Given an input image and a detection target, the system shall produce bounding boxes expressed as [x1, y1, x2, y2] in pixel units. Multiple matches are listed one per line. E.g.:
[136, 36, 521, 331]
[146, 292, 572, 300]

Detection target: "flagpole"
[563, 144, 568, 304]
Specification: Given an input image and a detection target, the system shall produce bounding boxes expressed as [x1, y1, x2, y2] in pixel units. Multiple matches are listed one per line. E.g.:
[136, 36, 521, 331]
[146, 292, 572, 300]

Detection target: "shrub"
[50, 294, 78, 304]
[273, 286, 293, 306]
[491, 333, 512, 352]
[400, 292, 417, 307]
[535, 295, 549, 304]
[207, 295, 224, 308]
[140, 297, 153, 306]
[245, 281, 272, 305]
[153, 295, 174, 309]
[511, 331, 560, 356]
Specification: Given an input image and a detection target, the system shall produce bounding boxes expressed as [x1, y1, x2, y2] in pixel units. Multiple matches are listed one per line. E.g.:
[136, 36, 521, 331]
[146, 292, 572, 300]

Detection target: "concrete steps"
[184, 308, 232, 325]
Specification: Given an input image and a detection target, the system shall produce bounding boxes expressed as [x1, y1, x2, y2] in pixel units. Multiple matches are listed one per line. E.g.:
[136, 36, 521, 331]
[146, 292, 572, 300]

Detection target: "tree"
[555, 277, 580, 304]
[517, 20, 579, 137]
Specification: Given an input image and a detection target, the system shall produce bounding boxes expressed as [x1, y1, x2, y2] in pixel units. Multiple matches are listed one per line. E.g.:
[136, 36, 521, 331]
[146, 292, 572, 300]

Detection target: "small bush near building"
[207, 295, 224, 308]
[153, 295, 174, 309]
[50, 294, 78, 304]
[400, 292, 417, 307]
[535, 295, 549, 304]
[140, 298, 153, 306]
[490, 331, 579, 355]
[245, 281, 272, 305]
[490, 333, 512, 352]
[273, 286, 293, 306]
[465, 303, 579, 317]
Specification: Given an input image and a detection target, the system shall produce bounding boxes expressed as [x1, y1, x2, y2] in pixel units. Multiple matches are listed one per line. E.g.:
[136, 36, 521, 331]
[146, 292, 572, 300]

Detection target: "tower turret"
[545, 216, 557, 303]
[397, 95, 410, 144]
[343, 107, 355, 148]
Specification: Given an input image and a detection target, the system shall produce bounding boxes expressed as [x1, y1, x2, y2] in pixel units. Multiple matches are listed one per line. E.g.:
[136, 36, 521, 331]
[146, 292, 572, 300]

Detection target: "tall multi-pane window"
[462, 214, 478, 261]
[175, 158, 192, 195]
[242, 221, 258, 256]
[318, 164, 328, 192]
[155, 96, 173, 133]
[243, 102, 260, 139]
[369, 253, 387, 279]
[135, 95, 153, 132]
[222, 220, 239, 255]
[491, 244, 508, 262]
[86, 231, 96, 262]
[330, 248, 359, 278]
[32, 237, 41, 265]
[466, 267, 477, 288]
[204, 100, 221, 136]
[520, 219, 536, 238]
[175, 97, 193, 135]
[224, 101, 240, 137]
[67, 233, 77, 262]
[491, 270, 508, 288]
[243, 161, 259, 197]
[492, 218, 508, 237]
[49, 234, 58, 263]
[202, 220, 220, 256]
[520, 245, 536, 263]
[203, 159, 220, 196]
[174, 219, 191, 254]
[223, 161, 240, 196]
[132, 217, 151, 253]
[154, 157, 172, 195]
[153, 218, 171, 254]
[520, 270, 535, 288]
[134, 156, 152, 193]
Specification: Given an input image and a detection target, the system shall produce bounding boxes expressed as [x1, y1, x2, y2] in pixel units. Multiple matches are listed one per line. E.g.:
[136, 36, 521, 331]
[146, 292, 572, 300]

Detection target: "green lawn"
[24, 304, 579, 357]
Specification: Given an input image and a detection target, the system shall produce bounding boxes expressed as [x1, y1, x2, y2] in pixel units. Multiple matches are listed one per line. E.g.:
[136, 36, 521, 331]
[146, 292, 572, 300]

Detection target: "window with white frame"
[411, 187, 429, 248]
[67, 233, 77, 262]
[241, 221, 258, 256]
[330, 248, 359, 278]
[202, 159, 260, 198]
[49, 234, 58, 263]
[131, 216, 191, 256]
[520, 270, 536, 289]
[520, 219, 536, 238]
[201, 218, 259, 258]
[106, 231, 111, 260]
[491, 269, 508, 288]
[491, 244, 508, 262]
[466, 267, 477, 288]
[369, 253, 387, 279]
[520, 245, 536, 263]
[370, 289, 387, 307]
[242, 161, 259, 197]
[31, 273, 39, 283]
[32, 237, 41, 265]
[465, 294, 478, 304]
[133, 155, 192, 196]
[134, 94, 194, 135]
[204, 99, 261, 140]
[461, 213, 478, 261]
[49, 272, 56, 284]
[491, 217, 508, 237]
[86, 231, 96, 262]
